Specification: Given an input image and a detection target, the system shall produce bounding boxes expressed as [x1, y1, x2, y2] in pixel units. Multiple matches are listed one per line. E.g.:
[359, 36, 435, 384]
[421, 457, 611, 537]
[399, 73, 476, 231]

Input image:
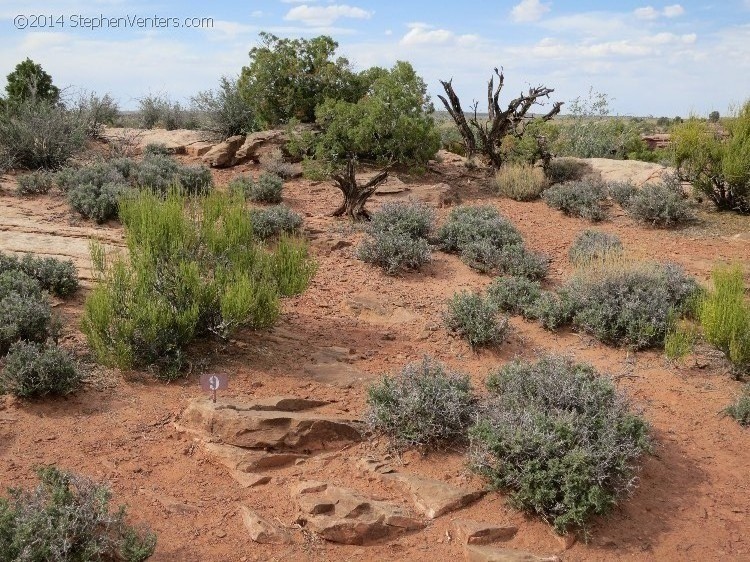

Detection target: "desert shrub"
[138, 93, 189, 130]
[73, 91, 120, 137]
[443, 290, 508, 348]
[471, 355, 651, 534]
[607, 181, 638, 207]
[561, 261, 700, 349]
[664, 318, 699, 360]
[82, 191, 315, 376]
[568, 229, 623, 265]
[487, 275, 542, 318]
[260, 149, 296, 179]
[248, 204, 303, 240]
[177, 164, 213, 196]
[0, 341, 81, 398]
[542, 179, 607, 221]
[698, 265, 750, 374]
[0, 292, 52, 354]
[495, 163, 548, 201]
[436, 206, 523, 253]
[0, 100, 86, 169]
[56, 160, 127, 193]
[16, 171, 54, 195]
[460, 242, 549, 279]
[672, 102, 750, 213]
[192, 76, 257, 137]
[357, 231, 431, 276]
[143, 142, 171, 156]
[369, 200, 435, 239]
[545, 158, 590, 184]
[0, 270, 42, 300]
[4, 58, 59, 105]
[0, 252, 78, 298]
[531, 291, 576, 330]
[248, 172, 284, 204]
[723, 387, 750, 426]
[0, 466, 156, 561]
[133, 154, 179, 193]
[622, 182, 695, 227]
[68, 182, 129, 223]
[366, 356, 478, 450]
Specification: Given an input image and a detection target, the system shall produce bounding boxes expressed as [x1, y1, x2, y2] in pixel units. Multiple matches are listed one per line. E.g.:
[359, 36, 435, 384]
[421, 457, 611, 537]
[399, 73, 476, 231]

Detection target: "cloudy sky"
[0, 0, 748, 116]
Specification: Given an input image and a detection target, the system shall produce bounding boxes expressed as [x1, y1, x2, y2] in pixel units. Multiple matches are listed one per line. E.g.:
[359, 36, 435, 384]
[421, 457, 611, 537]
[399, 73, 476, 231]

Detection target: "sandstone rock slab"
[240, 506, 292, 544]
[383, 472, 486, 519]
[202, 135, 245, 168]
[294, 482, 424, 545]
[452, 519, 517, 545]
[465, 545, 561, 562]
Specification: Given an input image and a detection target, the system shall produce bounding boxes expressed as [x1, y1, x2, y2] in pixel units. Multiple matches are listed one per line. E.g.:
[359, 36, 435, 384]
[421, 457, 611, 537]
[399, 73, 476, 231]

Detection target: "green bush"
[366, 356, 478, 450]
[672, 102, 750, 213]
[436, 206, 523, 253]
[68, 182, 129, 223]
[192, 76, 257, 137]
[664, 318, 699, 360]
[0, 341, 81, 398]
[17, 171, 54, 195]
[137, 93, 192, 130]
[248, 204, 302, 239]
[248, 172, 284, 203]
[0, 100, 86, 169]
[495, 163, 548, 201]
[0, 252, 78, 298]
[561, 261, 700, 349]
[622, 182, 695, 227]
[0, 292, 52, 354]
[133, 154, 179, 193]
[471, 355, 650, 534]
[568, 229, 623, 265]
[4, 58, 59, 104]
[443, 290, 508, 348]
[357, 231, 431, 276]
[545, 158, 590, 184]
[723, 387, 750, 426]
[56, 160, 128, 193]
[607, 181, 638, 207]
[0, 466, 156, 561]
[542, 179, 607, 221]
[0, 270, 42, 300]
[82, 191, 315, 376]
[369, 200, 435, 239]
[530, 291, 576, 330]
[176, 164, 213, 196]
[698, 265, 750, 374]
[142, 142, 171, 156]
[487, 275, 542, 318]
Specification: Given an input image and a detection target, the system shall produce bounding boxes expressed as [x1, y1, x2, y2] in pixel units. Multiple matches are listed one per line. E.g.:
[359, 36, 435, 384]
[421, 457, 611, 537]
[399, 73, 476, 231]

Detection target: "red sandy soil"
[0, 152, 748, 561]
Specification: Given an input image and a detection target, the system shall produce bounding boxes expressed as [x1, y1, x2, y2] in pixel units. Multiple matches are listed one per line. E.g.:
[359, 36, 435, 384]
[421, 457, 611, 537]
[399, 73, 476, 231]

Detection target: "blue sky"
[0, 0, 748, 116]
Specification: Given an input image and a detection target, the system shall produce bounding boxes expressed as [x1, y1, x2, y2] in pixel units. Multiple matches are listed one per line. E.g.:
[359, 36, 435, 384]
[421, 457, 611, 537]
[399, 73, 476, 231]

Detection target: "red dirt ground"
[0, 152, 748, 561]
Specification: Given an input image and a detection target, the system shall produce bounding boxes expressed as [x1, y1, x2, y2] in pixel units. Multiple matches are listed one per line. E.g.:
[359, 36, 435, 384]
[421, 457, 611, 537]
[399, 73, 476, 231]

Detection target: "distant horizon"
[1, 1, 748, 117]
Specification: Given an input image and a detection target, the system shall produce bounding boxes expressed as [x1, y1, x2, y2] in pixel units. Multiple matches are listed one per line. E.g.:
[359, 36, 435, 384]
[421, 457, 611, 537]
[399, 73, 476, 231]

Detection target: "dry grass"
[495, 163, 548, 201]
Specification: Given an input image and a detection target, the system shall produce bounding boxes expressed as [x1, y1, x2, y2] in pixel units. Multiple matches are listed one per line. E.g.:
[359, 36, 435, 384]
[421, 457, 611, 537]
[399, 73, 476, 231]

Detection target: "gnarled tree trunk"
[438, 67, 563, 170]
[331, 157, 388, 220]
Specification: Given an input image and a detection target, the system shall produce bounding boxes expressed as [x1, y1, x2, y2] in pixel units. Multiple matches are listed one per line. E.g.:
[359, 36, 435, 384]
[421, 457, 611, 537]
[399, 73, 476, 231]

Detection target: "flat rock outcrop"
[294, 482, 424, 544]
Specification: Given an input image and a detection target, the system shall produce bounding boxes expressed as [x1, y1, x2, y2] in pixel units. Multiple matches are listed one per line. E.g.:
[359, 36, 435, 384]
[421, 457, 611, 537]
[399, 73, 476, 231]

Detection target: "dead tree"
[331, 157, 388, 220]
[438, 67, 563, 169]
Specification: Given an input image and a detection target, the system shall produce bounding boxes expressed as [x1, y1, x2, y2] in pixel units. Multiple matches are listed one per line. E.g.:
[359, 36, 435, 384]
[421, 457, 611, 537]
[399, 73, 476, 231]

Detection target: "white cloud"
[635, 4, 684, 20]
[511, 0, 552, 23]
[634, 6, 659, 20]
[284, 4, 372, 27]
[400, 23, 479, 47]
[663, 4, 685, 17]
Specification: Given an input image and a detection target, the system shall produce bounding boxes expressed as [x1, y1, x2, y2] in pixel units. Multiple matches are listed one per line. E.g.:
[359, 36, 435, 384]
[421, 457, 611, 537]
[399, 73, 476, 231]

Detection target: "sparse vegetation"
[68, 182, 129, 223]
[723, 387, 750, 426]
[16, 171, 54, 195]
[0, 341, 81, 398]
[366, 356, 478, 450]
[568, 229, 623, 264]
[192, 75, 256, 137]
[260, 149, 296, 179]
[618, 178, 695, 227]
[470, 355, 651, 534]
[698, 265, 750, 374]
[0, 466, 156, 561]
[487, 275, 542, 318]
[0, 251, 78, 298]
[495, 163, 548, 201]
[443, 290, 508, 348]
[248, 205, 303, 239]
[542, 179, 608, 221]
[369, 200, 435, 239]
[248, 172, 284, 203]
[545, 157, 591, 184]
[82, 191, 315, 376]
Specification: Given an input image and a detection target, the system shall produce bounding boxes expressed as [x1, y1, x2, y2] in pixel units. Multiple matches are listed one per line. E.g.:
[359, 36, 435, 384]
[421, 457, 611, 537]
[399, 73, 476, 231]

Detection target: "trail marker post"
[200, 373, 228, 403]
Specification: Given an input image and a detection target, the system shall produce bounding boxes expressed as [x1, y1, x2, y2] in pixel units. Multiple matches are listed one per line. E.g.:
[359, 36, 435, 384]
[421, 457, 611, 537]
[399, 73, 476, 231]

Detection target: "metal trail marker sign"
[200, 373, 228, 403]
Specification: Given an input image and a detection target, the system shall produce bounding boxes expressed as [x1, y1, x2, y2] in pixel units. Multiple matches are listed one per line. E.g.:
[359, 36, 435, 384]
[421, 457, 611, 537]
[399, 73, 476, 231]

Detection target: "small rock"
[382, 472, 486, 519]
[465, 545, 561, 562]
[452, 519, 517, 545]
[240, 506, 292, 545]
